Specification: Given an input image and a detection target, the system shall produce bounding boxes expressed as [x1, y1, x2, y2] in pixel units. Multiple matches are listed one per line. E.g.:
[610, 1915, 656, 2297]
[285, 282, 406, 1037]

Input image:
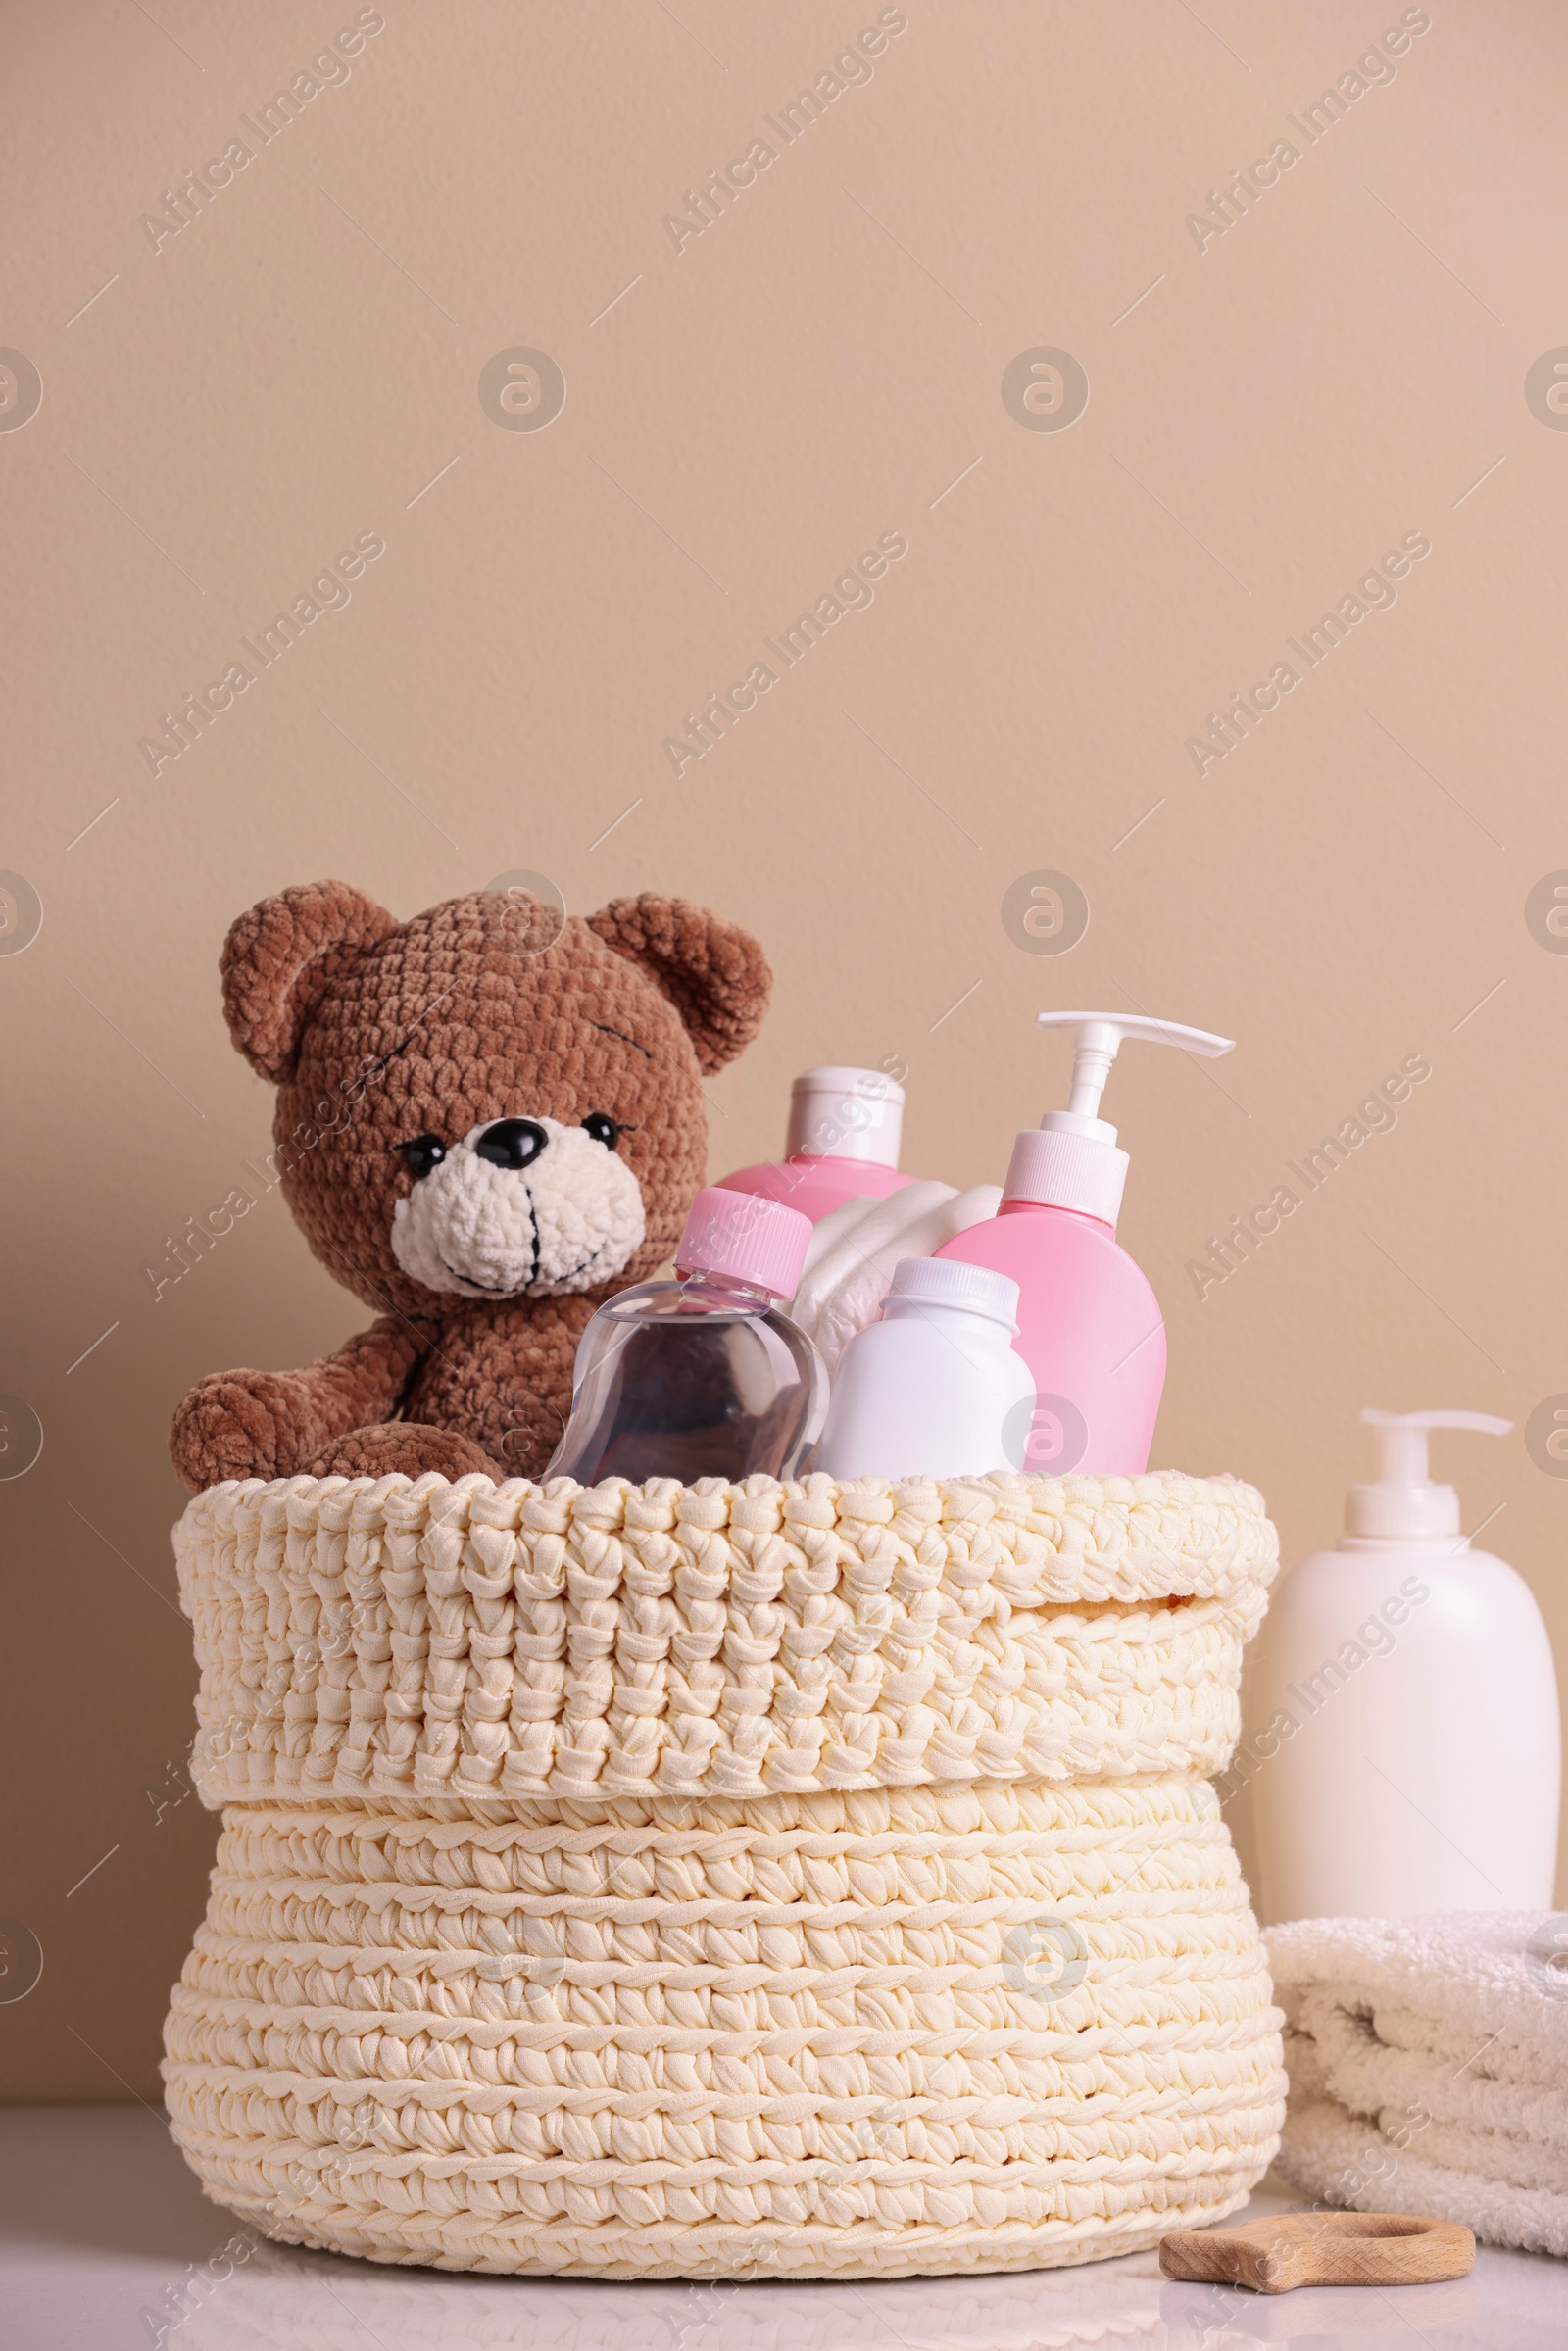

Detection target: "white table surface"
[2, 2104, 1563, 2349]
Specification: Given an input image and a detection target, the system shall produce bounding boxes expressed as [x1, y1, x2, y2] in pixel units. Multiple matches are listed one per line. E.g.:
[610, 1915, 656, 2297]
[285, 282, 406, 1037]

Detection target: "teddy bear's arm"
[169, 1316, 426, 1491]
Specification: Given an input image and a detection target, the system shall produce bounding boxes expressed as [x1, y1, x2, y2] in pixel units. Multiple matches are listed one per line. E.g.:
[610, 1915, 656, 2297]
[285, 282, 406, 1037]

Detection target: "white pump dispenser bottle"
[1249, 1410, 1560, 1922]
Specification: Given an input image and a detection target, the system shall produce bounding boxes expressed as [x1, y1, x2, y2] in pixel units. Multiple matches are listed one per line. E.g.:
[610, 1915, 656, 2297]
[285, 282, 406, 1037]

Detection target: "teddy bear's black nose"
[474, 1118, 548, 1171]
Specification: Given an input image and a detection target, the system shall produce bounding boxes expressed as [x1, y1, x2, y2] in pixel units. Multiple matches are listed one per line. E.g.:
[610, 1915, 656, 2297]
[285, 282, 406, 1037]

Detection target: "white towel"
[791, 1181, 1004, 1370]
[1265, 1911, 1568, 2256]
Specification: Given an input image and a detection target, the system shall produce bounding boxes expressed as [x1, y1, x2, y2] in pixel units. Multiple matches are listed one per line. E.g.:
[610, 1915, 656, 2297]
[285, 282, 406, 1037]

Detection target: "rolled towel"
[791, 1181, 1003, 1370]
[1265, 1911, 1568, 2257]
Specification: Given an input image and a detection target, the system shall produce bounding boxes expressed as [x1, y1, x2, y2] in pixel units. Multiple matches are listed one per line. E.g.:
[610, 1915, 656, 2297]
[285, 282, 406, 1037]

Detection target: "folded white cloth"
[1265, 1911, 1568, 2256]
[791, 1180, 1003, 1369]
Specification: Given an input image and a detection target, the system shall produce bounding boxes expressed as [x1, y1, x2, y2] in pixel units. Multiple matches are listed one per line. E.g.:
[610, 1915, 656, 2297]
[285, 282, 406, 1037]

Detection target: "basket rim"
[172, 1467, 1277, 1810]
[174, 1466, 1275, 1609]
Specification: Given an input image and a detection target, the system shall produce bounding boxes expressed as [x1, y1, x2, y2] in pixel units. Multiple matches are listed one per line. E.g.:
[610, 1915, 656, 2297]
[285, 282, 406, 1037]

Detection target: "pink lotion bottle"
[934, 1014, 1235, 1474]
[716, 1065, 917, 1223]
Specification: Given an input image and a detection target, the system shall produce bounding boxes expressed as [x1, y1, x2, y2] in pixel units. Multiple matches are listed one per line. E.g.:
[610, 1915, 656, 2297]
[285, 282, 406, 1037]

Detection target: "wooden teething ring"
[1159, 2209, 1477, 2294]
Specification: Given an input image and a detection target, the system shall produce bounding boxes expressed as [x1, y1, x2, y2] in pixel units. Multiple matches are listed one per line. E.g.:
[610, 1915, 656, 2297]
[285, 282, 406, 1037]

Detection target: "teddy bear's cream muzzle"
[390, 1115, 646, 1298]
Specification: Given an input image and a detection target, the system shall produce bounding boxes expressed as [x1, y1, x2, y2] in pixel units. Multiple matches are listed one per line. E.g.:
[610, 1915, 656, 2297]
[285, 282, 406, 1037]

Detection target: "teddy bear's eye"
[581, 1112, 622, 1150]
[393, 1133, 447, 1181]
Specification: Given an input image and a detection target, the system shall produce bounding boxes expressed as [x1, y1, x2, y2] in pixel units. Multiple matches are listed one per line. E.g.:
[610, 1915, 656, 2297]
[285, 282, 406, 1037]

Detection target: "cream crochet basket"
[163, 1469, 1286, 2280]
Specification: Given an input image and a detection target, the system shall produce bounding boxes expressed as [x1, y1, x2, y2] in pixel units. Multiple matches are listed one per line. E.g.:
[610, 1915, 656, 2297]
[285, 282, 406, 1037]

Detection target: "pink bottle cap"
[675, 1186, 812, 1298]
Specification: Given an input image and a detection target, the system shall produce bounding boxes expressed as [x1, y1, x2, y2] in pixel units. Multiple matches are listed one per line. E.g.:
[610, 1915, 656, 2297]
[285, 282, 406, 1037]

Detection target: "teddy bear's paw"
[170, 1367, 323, 1492]
[304, 1422, 502, 1482]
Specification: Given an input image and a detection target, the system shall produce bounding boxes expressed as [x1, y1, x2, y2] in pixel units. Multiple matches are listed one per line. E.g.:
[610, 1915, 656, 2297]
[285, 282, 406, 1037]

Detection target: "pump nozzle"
[1347, 1408, 1513, 1542]
[1038, 1013, 1236, 1132]
[1003, 1010, 1236, 1227]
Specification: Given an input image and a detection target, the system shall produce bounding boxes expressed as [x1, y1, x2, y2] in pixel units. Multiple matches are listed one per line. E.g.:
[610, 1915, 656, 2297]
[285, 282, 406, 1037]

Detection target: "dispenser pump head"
[1346, 1408, 1512, 1541]
[1002, 1011, 1235, 1228]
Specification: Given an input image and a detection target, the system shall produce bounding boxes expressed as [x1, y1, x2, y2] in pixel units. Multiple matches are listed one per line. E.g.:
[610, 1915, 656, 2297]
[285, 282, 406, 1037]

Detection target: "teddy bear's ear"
[220, 880, 399, 1082]
[586, 894, 772, 1075]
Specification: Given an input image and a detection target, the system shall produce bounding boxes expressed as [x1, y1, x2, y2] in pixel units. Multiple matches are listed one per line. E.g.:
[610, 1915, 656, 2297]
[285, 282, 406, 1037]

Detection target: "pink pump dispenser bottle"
[934, 1013, 1235, 1474]
[717, 1065, 916, 1223]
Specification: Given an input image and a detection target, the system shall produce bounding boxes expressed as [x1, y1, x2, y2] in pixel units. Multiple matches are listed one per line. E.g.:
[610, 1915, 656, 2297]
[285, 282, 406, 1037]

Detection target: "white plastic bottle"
[1250, 1410, 1561, 1922]
[813, 1256, 1036, 1480]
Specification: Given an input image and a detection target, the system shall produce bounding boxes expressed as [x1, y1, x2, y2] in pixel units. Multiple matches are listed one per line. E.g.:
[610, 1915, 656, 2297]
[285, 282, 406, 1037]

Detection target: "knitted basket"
[163, 1469, 1286, 2280]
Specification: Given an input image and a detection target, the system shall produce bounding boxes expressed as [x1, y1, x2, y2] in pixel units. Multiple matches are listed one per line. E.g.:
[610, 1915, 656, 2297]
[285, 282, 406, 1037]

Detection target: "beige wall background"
[4, 0, 1565, 2101]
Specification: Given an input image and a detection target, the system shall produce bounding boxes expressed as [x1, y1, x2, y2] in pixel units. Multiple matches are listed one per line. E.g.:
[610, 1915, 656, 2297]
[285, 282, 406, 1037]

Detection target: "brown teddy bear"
[169, 880, 771, 1490]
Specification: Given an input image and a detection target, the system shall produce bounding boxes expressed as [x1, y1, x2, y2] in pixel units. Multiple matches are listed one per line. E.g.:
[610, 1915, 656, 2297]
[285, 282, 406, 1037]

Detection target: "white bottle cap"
[786, 1066, 905, 1167]
[886, 1254, 1020, 1329]
[1346, 1408, 1512, 1540]
[1002, 1013, 1235, 1229]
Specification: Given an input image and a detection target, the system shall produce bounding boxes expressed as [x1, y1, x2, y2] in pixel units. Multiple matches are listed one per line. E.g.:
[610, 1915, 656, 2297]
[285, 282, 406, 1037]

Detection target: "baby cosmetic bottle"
[934, 1013, 1234, 1474]
[1250, 1410, 1561, 1921]
[814, 1256, 1037, 1481]
[546, 1188, 826, 1485]
[717, 1065, 916, 1222]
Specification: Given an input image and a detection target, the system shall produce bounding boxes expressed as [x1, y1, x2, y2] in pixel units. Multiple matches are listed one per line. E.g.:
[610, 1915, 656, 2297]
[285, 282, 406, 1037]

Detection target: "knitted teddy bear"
[169, 880, 772, 1490]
